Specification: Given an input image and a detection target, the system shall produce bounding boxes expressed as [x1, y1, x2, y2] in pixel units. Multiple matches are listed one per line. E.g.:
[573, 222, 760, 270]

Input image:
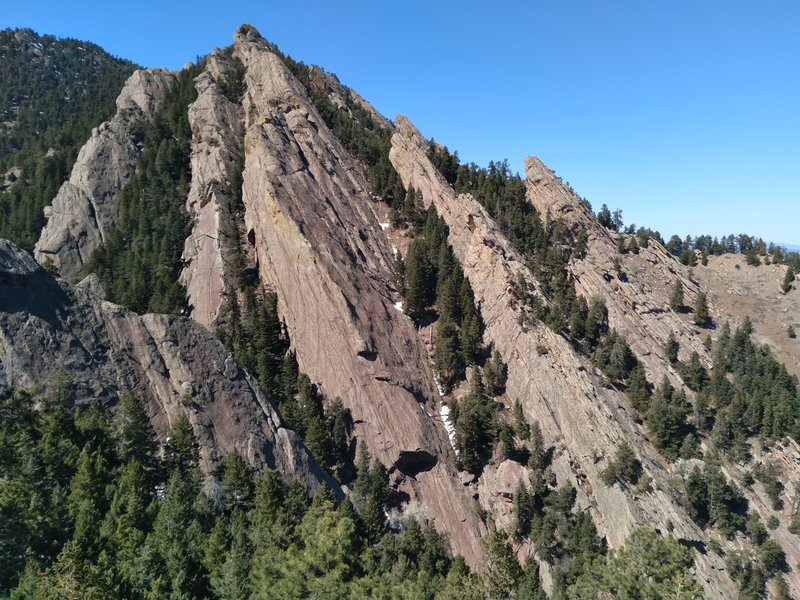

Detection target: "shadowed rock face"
[34, 69, 177, 281]
[0, 238, 334, 493]
[180, 51, 244, 329]
[231, 25, 485, 566]
[389, 115, 739, 598]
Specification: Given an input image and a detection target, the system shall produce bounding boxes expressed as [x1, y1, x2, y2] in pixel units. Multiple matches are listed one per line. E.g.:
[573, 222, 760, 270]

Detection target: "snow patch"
[440, 405, 458, 454]
[394, 300, 404, 313]
[433, 373, 447, 397]
[392, 245, 398, 257]
[379, 221, 390, 231]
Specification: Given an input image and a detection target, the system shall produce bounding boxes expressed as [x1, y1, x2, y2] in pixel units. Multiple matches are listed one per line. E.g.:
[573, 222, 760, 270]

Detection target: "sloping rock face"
[0, 238, 332, 493]
[34, 69, 177, 281]
[525, 158, 800, 595]
[307, 66, 393, 130]
[232, 25, 484, 565]
[180, 51, 244, 329]
[390, 115, 738, 598]
[525, 157, 712, 387]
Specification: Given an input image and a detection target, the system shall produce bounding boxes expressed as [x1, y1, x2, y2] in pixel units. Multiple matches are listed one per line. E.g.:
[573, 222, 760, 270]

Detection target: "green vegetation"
[511, 471, 607, 596]
[0, 382, 490, 599]
[88, 63, 200, 314]
[0, 29, 137, 249]
[450, 370, 498, 475]
[568, 527, 703, 600]
[600, 442, 641, 487]
[669, 280, 684, 311]
[783, 267, 795, 294]
[693, 292, 711, 327]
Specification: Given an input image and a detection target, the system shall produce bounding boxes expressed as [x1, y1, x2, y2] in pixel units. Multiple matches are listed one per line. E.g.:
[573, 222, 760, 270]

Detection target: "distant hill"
[0, 28, 136, 249]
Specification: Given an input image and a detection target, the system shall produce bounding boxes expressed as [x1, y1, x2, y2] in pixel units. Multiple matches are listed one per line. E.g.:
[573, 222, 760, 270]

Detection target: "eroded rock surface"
[34, 69, 177, 281]
[232, 25, 484, 565]
[390, 114, 738, 598]
[526, 156, 713, 388]
[0, 238, 332, 493]
[180, 51, 244, 328]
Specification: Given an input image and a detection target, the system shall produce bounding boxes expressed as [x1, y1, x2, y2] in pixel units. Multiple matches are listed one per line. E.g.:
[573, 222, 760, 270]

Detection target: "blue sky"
[4, 1, 799, 244]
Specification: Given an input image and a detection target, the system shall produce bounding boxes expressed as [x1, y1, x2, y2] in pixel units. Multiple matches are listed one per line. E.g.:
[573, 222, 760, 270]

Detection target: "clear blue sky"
[4, 1, 799, 244]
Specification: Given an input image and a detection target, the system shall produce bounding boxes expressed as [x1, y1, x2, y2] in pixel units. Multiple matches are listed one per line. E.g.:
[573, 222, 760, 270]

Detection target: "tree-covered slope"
[0, 28, 136, 249]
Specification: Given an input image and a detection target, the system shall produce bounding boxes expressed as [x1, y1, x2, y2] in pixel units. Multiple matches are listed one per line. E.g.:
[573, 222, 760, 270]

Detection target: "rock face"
[524, 158, 800, 596]
[34, 69, 177, 281]
[231, 25, 484, 565]
[525, 157, 712, 388]
[390, 114, 739, 598]
[0, 238, 332, 493]
[306, 65, 393, 130]
[180, 51, 244, 329]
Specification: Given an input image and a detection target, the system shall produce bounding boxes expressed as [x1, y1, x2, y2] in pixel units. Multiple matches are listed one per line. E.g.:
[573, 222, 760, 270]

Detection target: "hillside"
[0, 28, 137, 250]
[1, 24, 799, 599]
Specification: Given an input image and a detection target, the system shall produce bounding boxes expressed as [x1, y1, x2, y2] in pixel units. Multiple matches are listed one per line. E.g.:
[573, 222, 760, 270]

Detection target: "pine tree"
[669, 280, 684, 310]
[782, 266, 795, 294]
[481, 529, 523, 598]
[626, 363, 651, 416]
[694, 292, 710, 327]
[513, 400, 530, 440]
[528, 419, 545, 472]
[664, 332, 679, 364]
[165, 414, 199, 475]
[221, 452, 255, 513]
[143, 471, 209, 598]
[115, 393, 158, 478]
[435, 317, 464, 389]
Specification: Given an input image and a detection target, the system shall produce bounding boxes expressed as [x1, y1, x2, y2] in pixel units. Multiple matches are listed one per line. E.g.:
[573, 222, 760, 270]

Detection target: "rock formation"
[180, 51, 244, 329]
[525, 156, 712, 388]
[390, 114, 739, 597]
[231, 25, 484, 565]
[34, 68, 176, 281]
[0, 238, 333, 493]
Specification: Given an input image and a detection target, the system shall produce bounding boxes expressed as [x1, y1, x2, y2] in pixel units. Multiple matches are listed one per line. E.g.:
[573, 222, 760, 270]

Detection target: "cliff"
[389, 114, 739, 597]
[34, 69, 177, 280]
[0, 238, 333, 493]
[180, 50, 244, 328]
[231, 25, 485, 565]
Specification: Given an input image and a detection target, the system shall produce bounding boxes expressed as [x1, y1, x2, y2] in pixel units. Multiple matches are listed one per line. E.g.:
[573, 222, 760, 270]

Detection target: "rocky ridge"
[525, 157, 800, 595]
[231, 25, 485, 565]
[0, 238, 332, 493]
[526, 156, 712, 388]
[389, 114, 739, 597]
[34, 68, 177, 280]
[180, 50, 244, 328]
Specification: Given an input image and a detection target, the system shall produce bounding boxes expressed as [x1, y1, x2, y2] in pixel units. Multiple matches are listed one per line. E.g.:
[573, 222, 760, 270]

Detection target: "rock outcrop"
[525, 157, 712, 388]
[232, 25, 484, 565]
[390, 114, 738, 597]
[34, 69, 177, 280]
[180, 51, 244, 329]
[0, 238, 332, 493]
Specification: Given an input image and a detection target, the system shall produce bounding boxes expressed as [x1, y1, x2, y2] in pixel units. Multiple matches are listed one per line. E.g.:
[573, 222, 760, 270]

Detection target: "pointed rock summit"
[34, 68, 177, 280]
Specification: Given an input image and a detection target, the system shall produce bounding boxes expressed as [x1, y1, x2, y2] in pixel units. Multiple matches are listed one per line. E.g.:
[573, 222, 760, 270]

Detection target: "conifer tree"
[694, 292, 710, 327]
[669, 280, 684, 311]
[782, 266, 795, 294]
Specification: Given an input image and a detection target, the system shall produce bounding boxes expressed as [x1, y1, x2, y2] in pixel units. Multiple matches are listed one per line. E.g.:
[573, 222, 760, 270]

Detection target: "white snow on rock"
[440, 404, 458, 454]
[379, 221, 390, 231]
[394, 300, 404, 313]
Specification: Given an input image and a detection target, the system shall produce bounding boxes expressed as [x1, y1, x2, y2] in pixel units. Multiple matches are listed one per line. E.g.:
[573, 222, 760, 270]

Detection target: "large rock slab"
[390, 114, 738, 598]
[180, 51, 244, 328]
[525, 156, 712, 388]
[35, 69, 177, 281]
[0, 238, 332, 493]
[232, 25, 484, 565]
